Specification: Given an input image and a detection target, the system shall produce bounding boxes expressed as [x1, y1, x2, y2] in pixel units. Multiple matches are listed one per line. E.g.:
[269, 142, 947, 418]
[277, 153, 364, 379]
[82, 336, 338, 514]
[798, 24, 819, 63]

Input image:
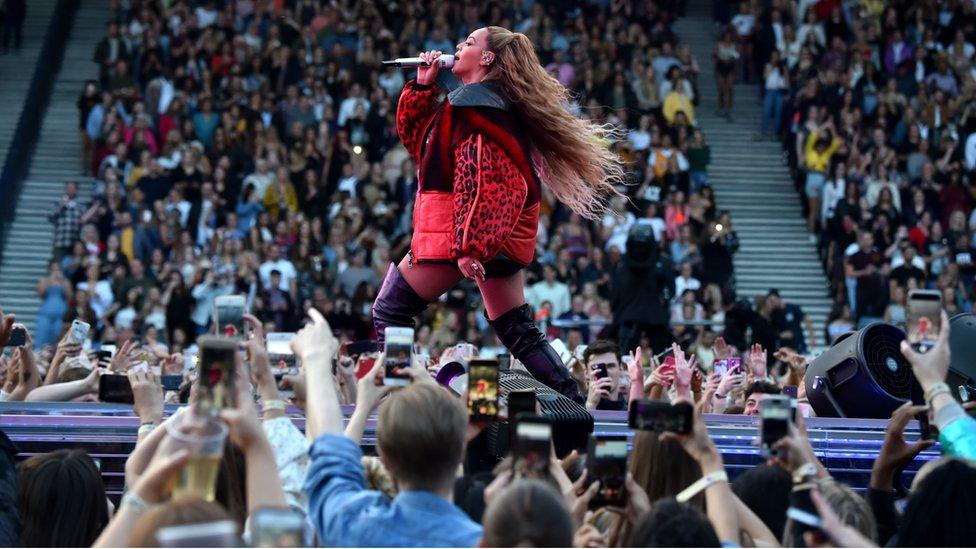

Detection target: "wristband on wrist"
[137, 423, 157, 436]
[792, 462, 819, 483]
[924, 382, 951, 404]
[676, 470, 729, 502]
[262, 399, 287, 413]
[120, 491, 151, 514]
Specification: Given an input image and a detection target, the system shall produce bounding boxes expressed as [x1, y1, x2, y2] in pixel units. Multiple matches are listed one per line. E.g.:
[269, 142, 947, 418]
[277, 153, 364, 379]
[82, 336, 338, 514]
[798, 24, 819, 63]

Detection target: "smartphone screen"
[161, 375, 182, 392]
[513, 416, 552, 479]
[5, 327, 26, 347]
[383, 327, 413, 386]
[267, 333, 296, 371]
[251, 508, 306, 548]
[587, 435, 628, 508]
[760, 395, 792, 456]
[727, 357, 741, 374]
[712, 359, 728, 377]
[198, 336, 238, 410]
[628, 399, 693, 433]
[213, 295, 246, 339]
[907, 289, 942, 352]
[467, 359, 499, 421]
[506, 390, 537, 421]
[99, 374, 134, 404]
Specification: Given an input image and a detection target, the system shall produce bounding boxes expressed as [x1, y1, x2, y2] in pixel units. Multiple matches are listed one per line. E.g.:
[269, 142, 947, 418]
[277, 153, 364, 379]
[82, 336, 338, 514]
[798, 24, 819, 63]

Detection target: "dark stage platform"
[1, 402, 935, 498]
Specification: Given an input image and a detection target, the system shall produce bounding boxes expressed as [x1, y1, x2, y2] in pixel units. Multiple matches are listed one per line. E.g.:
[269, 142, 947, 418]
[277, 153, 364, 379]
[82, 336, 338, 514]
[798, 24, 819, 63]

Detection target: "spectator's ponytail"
[484, 26, 625, 220]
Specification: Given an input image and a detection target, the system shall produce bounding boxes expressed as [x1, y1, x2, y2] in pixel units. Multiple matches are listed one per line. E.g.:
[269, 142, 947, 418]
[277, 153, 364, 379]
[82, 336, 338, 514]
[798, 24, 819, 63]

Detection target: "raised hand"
[672, 343, 696, 396]
[870, 402, 936, 491]
[714, 336, 730, 360]
[748, 343, 767, 379]
[291, 308, 339, 364]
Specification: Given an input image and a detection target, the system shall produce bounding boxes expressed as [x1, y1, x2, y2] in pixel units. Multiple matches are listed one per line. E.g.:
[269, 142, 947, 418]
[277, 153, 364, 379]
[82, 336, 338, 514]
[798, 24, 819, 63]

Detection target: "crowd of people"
[721, 0, 976, 342]
[39, 0, 743, 362]
[3, 0, 976, 546]
[2, 298, 975, 547]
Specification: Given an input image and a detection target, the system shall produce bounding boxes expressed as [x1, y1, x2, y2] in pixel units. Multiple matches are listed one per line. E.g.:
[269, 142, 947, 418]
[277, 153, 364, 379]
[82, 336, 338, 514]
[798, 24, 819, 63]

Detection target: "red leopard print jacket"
[396, 80, 539, 266]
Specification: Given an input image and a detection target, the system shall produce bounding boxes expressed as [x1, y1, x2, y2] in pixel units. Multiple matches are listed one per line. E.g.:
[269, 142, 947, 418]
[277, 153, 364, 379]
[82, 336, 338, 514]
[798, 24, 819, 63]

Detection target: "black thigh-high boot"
[371, 263, 430, 342]
[487, 304, 584, 403]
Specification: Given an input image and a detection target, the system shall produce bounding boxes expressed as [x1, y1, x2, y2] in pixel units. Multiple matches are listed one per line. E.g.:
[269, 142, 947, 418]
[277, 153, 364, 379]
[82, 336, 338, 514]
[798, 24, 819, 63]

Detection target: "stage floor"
[1, 402, 936, 497]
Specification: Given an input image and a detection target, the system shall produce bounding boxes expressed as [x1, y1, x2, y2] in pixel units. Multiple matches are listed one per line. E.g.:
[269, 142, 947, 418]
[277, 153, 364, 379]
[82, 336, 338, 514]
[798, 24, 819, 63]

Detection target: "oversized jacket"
[396, 79, 540, 267]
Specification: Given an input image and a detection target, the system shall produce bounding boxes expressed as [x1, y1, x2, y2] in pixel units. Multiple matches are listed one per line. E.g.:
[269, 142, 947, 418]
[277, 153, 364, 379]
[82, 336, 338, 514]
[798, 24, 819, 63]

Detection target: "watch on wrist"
[792, 462, 819, 484]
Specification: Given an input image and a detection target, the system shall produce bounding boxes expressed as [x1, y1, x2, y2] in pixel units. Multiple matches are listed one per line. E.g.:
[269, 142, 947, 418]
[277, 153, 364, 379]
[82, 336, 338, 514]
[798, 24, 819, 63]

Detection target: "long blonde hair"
[484, 26, 625, 219]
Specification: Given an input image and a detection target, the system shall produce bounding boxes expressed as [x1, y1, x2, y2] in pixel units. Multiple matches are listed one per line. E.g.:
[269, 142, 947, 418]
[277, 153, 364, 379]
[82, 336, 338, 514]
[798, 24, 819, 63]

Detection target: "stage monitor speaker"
[805, 322, 921, 418]
[486, 370, 593, 459]
[948, 313, 976, 400]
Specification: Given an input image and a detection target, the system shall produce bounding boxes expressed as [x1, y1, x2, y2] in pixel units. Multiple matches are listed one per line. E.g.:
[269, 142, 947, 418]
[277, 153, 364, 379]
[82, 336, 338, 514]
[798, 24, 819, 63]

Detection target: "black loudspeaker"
[948, 313, 976, 400]
[805, 323, 921, 418]
[486, 370, 593, 458]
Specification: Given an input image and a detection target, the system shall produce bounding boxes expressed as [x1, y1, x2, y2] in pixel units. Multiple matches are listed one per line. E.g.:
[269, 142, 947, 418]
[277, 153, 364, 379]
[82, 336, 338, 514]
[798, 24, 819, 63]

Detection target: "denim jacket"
[304, 433, 482, 547]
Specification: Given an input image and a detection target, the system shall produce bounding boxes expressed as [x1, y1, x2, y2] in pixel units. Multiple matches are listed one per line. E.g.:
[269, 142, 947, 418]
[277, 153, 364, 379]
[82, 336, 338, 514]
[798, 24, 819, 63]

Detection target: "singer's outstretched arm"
[396, 79, 441, 164]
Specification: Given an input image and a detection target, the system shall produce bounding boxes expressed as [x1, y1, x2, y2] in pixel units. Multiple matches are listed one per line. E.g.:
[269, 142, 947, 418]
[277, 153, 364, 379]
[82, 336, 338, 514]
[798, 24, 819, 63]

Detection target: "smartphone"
[267, 332, 297, 371]
[712, 359, 728, 377]
[5, 327, 26, 347]
[575, 344, 588, 358]
[549, 338, 572, 365]
[727, 356, 742, 375]
[513, 415, 552, 479]
[498, 352, 512, 371]
[628, 399, 694, 433]
[467, 358, 499, 421]
[506, 389, 537, 421]
[907, 289, 942, 352]
[99, 374, 134, 404]
[355, 354, 377, 380]
[156, 520, 240, 547]
[70, 319, 91, 345]
[213, 294, 246, 339]
[592, 362, 609, 380]
[347, 339, 381, 356]
[161, 375, 182, 392]
[100, 344, 117, 357]
[198, 336, 238, 410]
[250, 507, 306, 548]
[383, 327, 413, 386]
[783, 385, 799, 422]
[658, 355, 676, 377]
[587, 435, 629, 508]
[760, 394, 792, 457]
[786, 487, 822, 533]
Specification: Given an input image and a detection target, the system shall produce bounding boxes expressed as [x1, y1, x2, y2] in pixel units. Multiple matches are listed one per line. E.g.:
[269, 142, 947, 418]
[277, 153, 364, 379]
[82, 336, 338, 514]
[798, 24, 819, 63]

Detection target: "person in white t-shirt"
[258, 244, 297, 293]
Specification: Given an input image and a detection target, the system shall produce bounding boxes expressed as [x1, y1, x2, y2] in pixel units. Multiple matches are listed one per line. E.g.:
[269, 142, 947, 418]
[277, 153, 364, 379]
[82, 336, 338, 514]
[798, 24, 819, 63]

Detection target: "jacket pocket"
[412, 191, 453, 260]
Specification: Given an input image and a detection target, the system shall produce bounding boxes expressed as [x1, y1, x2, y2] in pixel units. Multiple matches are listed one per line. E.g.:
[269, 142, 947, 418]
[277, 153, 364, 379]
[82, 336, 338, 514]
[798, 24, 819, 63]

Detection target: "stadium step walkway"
[0, 4, 109, 331]
[674, 4, 833, 345]
[0, 0, 59, 168]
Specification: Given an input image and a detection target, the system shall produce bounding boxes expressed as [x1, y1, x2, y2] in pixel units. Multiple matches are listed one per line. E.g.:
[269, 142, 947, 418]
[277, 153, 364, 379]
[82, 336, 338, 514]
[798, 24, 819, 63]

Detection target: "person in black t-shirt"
[582, 339, 627, 411]
[845, 230, 888, 322]
[890, 241, 927, 289]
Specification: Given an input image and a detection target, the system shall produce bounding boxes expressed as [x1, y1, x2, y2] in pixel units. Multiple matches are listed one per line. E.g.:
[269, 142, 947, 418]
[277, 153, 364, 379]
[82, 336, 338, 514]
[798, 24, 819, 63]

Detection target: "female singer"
[372, 26, 623, 401]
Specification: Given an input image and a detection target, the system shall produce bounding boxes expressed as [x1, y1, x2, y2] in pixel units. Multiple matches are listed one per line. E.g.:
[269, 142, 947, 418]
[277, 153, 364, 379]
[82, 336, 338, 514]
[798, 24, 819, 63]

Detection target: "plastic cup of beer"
[166, 413, 228, 502]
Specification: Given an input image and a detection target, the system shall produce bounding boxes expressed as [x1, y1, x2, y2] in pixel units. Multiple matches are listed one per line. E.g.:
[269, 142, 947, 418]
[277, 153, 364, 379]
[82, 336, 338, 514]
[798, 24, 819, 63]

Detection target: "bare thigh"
[477, 270, 527, 320]
[396, 255, 464, 301]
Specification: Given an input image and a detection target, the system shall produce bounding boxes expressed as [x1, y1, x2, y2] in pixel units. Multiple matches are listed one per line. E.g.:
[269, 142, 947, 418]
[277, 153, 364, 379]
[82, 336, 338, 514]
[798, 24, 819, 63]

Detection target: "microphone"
[382, 54, 455, 68]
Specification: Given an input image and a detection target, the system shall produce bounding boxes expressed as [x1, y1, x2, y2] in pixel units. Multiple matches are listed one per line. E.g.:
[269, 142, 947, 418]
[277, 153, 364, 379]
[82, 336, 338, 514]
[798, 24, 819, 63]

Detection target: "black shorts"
[418, 252, 526, 279]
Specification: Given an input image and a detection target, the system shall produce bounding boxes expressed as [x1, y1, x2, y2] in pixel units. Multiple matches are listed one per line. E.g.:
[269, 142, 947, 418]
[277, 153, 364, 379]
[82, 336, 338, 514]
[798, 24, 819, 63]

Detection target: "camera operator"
[611, 223, 674, 354]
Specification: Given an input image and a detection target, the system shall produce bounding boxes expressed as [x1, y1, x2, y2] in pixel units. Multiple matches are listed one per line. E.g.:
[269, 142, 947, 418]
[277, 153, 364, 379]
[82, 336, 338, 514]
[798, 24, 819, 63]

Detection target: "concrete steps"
[674, 3, 832, 342]
[0, 3, 110, 332]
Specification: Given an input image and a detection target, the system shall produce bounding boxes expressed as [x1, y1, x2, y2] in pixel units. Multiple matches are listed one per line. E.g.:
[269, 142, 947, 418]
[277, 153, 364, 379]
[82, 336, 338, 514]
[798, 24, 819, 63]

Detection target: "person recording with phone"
[370, 26, 625, 404]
